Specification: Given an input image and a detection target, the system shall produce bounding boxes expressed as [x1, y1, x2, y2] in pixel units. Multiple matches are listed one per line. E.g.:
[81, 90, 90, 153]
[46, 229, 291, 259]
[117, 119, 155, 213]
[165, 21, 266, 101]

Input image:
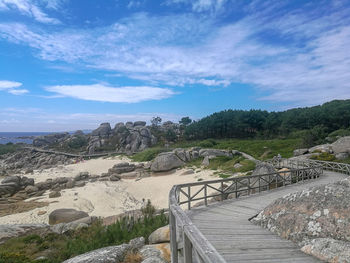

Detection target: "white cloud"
[0, 0, 60, 24]
[0, 80, 28, 95]
[0, 80, 22, 89]
[7, 88, 29, 95]
[0, 2, 350, 106]
[166, 0, 228, 14]
[45, 84, 176, 103]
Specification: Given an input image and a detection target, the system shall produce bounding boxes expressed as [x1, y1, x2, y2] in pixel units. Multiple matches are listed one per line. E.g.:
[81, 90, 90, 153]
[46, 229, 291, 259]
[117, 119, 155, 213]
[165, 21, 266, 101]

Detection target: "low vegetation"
[0, 202, 168, 263]
[311, 152, 350, 164]
[131, 147, 168, 162]
[0, 142, 21, 155]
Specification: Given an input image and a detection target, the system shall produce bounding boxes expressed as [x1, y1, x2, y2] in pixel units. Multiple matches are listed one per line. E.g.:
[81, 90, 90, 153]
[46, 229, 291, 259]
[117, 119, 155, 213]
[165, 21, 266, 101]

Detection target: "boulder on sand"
[49, 208, 89, 225]
[148, 225, 170, 244]
[151, 152, 185, 172]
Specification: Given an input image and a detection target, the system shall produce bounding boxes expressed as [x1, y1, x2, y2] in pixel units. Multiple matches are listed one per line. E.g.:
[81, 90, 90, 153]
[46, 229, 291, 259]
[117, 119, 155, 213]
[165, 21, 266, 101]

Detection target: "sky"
[0, 0, 350, 132]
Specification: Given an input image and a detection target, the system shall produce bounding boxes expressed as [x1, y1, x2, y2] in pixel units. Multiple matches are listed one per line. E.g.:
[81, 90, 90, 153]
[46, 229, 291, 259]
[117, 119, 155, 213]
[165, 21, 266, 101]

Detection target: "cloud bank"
[0, 1, 349, 106]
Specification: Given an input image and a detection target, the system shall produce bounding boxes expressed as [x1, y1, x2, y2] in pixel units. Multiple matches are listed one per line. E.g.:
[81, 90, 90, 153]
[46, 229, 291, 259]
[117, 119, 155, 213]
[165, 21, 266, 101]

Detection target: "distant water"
[0, 132, 51, 145]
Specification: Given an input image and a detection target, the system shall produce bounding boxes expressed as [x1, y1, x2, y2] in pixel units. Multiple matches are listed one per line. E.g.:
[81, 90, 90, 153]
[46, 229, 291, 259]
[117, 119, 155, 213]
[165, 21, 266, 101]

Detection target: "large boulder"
[62, 237, 144, 263]
[293, 148, 309, 156]
[0, 224, 48, 244]
[151, 152, 185, 172]
[108, 162, 135, 174]
[63, 244, 130, 263]
[91, 123, 112, 138]
[332, 136, 350, 154]
[252, 178, 350, 262]
[309, 144, 333, 154]
[148, 225, 170, 244]
[251, 163, 276, 177]
[49, 209, 89, 225]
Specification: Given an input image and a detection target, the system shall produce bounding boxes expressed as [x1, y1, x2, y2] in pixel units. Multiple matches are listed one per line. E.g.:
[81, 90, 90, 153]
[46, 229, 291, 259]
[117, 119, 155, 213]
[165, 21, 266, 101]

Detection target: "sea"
[0, 132, 52, 145]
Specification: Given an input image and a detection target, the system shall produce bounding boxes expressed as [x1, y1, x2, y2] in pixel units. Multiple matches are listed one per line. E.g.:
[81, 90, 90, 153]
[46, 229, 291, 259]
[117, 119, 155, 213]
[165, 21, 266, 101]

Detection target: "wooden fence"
[169, 159, 323, 263]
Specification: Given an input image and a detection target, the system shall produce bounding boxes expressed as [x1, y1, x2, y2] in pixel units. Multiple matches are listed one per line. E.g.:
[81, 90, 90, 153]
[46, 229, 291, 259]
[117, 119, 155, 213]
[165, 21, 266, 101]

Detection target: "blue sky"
[0, 0, 350, 131]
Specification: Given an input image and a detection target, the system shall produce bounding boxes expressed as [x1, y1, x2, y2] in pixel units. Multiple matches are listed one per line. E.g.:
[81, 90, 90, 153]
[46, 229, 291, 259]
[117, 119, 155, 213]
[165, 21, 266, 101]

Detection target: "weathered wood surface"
[187, 171, 347, 262]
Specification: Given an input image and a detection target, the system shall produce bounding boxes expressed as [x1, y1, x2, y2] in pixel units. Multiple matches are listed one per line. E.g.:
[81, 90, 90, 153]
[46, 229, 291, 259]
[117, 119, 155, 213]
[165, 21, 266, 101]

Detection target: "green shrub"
[0, 202, 168, 263]
[131, 147, 167, 162]
[67, 136, 87, 149]
[0, 143, 20, 155]
[198, 139, 217, 148]
[328, 129, 350, 138]
[310, 152, 336, 162]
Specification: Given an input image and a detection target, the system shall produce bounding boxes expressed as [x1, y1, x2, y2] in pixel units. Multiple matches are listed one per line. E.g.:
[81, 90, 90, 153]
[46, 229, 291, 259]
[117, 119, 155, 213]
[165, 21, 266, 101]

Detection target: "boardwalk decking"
[186, 171, 347, 262]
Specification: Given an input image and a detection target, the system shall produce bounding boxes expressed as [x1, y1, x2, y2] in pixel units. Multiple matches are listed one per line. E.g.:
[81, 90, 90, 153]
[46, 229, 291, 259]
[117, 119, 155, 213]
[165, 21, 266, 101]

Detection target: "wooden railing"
[169, 159, 323, 263]
[268, 158, 350, 175]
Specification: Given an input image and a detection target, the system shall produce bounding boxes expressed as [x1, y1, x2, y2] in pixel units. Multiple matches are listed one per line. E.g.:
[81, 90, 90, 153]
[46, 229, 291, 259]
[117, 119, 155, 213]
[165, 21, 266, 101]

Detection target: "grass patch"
[310, 152, 350, 164]
[186, 157, 204, 168]
[131, 147, 168, 162]
[207, 156, 256, 174]
[0, 202, 168, 263]
[0, 143, 21, 156]
[310, 152, 336, 162]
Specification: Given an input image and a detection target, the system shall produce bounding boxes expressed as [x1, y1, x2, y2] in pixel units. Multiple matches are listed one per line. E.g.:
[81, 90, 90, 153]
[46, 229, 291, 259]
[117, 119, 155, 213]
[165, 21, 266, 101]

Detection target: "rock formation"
[87, 122, 157, 154]
[293, 136, 350, 160]
[251, 178, 350, 262]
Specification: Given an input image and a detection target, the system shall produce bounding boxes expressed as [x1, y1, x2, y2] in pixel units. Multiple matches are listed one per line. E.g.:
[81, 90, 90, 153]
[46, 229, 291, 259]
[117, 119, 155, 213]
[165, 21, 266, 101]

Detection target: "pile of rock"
[0, 149, 75, 173]
[102, 162, 148, 180]
[87, 122, 157, 154]
[33, 133, 70, 148]
[0, 171, 96, 202]
[0, 176, 34, 198]
[150, 148, 245, 172]
[293, 136, 350, 160]
[251, 178, 350, 262]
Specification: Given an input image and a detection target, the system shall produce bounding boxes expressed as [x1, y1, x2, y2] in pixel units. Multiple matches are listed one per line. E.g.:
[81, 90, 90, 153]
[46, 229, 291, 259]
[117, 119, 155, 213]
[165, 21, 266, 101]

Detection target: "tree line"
[183, 100, 350, 142]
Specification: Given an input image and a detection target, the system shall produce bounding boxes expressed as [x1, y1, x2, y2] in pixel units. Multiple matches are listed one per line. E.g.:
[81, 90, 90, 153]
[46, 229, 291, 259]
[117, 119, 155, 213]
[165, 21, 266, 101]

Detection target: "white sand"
[0, 157, 216, 224]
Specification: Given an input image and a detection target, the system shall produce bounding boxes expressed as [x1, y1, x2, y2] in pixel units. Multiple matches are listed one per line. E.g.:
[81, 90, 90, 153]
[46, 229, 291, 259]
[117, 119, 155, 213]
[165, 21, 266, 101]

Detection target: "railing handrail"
[169, 159, 324, 263]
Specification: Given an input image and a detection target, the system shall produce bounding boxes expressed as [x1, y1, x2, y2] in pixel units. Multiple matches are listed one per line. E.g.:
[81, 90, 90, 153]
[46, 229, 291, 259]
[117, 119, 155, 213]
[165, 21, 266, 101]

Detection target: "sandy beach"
[0, 156, 215, 224]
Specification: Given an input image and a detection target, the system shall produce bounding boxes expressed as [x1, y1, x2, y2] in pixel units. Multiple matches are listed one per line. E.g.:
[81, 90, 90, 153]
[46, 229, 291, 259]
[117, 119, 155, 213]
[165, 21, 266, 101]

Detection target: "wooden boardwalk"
[186, 171, 347, 263]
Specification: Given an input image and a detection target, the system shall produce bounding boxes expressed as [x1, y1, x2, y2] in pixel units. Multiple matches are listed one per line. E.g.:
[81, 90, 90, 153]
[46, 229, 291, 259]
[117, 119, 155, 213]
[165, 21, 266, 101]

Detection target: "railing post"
[204, 184, 208, 206]
[188, 186, 191, 210]
[170, 208, 178, 263]
[221, 182, 224, 201]
[184, 231, 193, 263]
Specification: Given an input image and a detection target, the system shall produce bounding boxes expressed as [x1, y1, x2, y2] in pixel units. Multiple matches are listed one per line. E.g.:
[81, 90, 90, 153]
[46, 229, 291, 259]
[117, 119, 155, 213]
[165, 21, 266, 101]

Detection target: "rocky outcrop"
[0, 176, 34, 198]
[103, 162, 148, 180]
[87, 122, 157, 154]
[150, 148, 255, 172]
[49, 208, 89, 225]
[33, 133, 69, 147]
[0, 149, 75, 173]
[0, 224, 48, 244]
[62, 237, 145, 263]
[151, 152, 185, 172]
[91, 123, 112, 137]
[251, 178, 350, 262]
[332, 136, 350, 154]
[293, 148, 309, 156]
[293, 136, 350, 159]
